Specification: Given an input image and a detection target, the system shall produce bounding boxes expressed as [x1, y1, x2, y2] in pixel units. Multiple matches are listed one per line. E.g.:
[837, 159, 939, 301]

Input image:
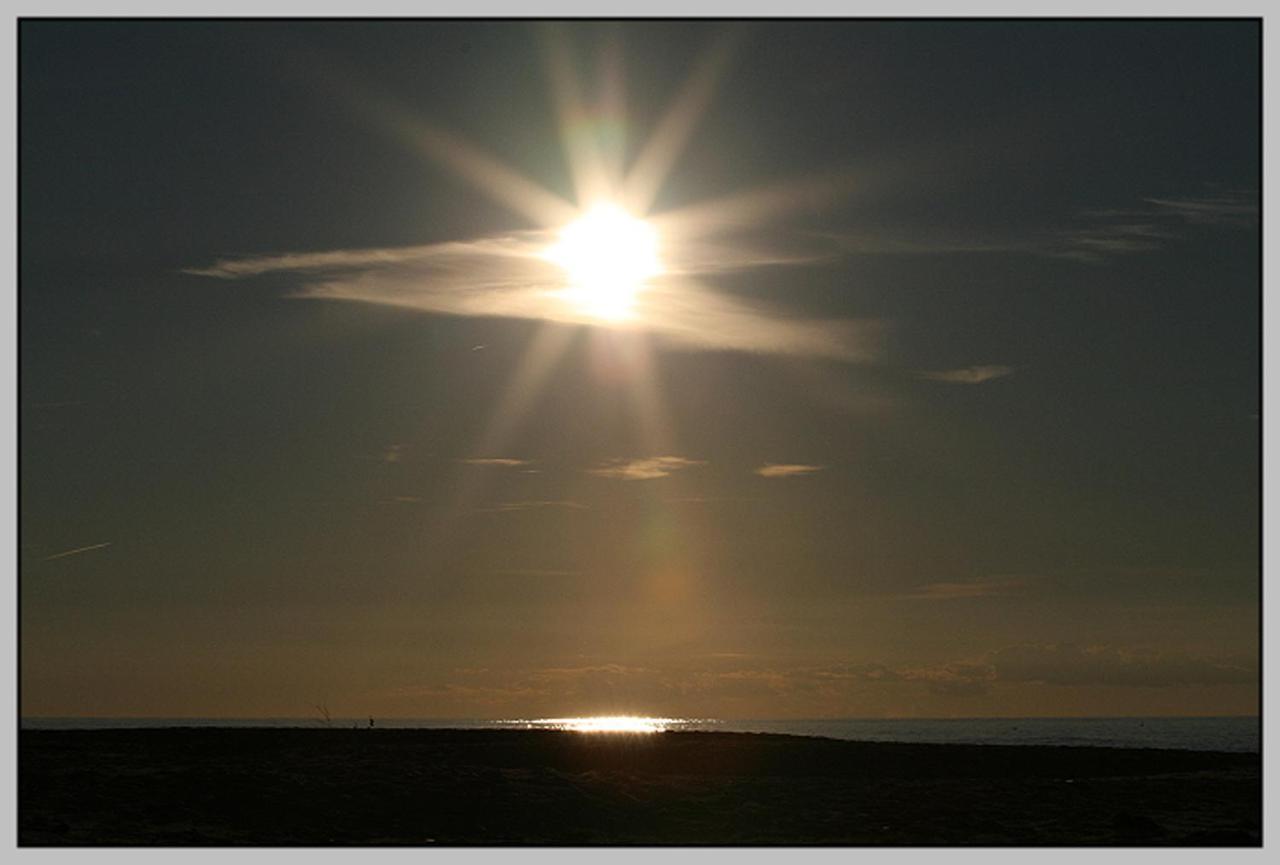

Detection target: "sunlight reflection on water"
[497, 716, 704, 734]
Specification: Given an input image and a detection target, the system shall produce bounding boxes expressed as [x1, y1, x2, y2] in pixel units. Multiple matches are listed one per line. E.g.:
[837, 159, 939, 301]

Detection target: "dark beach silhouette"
[19, 728, 1260, 846]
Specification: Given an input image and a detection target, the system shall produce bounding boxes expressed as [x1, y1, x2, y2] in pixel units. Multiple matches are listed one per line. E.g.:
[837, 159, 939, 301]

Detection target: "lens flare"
[544, 203, 662, 321]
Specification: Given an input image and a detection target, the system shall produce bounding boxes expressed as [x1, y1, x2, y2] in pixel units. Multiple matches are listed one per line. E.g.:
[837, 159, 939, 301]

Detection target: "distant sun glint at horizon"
[544, 203, 662, 321]
[532, 716, 677, 734]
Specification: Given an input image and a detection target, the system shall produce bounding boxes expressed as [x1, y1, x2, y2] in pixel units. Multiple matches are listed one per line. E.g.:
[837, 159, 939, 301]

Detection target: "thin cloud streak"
[665, 496, 760, 503]
[982, 643, 1257, 688]
[475, 500, 588, 513]
[459, 458, 530, 467]
[355, 444, 406, 463]
[187, 229, 882, 363]
[918, 365, 1014, 385]
[1143, 192, 1258, 226]
[754, 463, 826, 478]
[184, 235, 540, 279]
[43, 542, 112, 562]
[824, 188, 1257, 265]
[384, 643, 1254, 713]
[588, 456, 705, 480]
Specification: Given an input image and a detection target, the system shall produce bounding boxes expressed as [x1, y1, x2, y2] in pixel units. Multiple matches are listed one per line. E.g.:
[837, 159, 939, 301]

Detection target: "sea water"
[21, 715, 1259, 752]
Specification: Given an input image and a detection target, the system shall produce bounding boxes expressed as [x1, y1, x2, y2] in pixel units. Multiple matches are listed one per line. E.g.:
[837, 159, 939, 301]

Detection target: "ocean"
[21, 715, 1259, 753]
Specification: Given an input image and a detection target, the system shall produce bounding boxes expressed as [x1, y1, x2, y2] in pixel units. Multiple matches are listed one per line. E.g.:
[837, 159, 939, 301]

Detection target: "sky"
[19, 20, 1259, 719]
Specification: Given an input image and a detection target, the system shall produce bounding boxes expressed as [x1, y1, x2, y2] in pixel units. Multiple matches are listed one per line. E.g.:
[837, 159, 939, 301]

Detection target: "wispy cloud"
[665, 495, 760, 503]
[378, 643, 1255, 715]
[1034, 189, 1257, 262]
[43, 542, 112, 562]
[754, 463, 826, 478]
[917, 365, 1014, 385]
[735, 644, 1256, 697]
[475, 500, 588, 514]
[186, 230, 882, 362]
[459, 457, 529, 467]
[854, 644, 1255, 696]
[827, 223, 1168, 263]
[183, 236, 536, 279]
[983, 643, 1257, 688]
[357, 443, 405, 463]
[588, 456, 705, 480]
[1142, 192, 1259, 227]
[825, 187, 1257, 265]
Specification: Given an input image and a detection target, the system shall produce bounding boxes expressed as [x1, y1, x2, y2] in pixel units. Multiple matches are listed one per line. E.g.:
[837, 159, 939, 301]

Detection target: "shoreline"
[20, 728, 1261, 846]
[18, 716, 1259, 754]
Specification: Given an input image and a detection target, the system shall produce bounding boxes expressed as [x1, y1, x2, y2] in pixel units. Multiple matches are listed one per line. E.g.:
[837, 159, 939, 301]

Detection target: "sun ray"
[315, 60, 578, 228]
[393, 116, 579, 228]
[650, 169, 867, 241]
[618, 28, 745, 215]
[541, 24, 615, 206]
[596, 28, 630, 188]
[469, 320, 579, 467]
[623, 339, 675, 458]
[285, 26, 876, 534]
[586, 327, 676, 458]
[423, 321, 580, 551]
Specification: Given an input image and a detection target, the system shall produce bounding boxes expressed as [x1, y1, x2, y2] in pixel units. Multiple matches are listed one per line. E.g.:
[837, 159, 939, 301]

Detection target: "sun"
[544, 203, 662, 321]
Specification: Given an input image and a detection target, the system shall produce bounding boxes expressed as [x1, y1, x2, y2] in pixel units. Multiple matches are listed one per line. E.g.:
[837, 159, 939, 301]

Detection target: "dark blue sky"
[21, 20, 1259, 719]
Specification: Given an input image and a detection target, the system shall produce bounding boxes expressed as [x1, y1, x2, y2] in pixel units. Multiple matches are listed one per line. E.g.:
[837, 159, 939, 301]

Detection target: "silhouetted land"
[20, 729, 1260, 845]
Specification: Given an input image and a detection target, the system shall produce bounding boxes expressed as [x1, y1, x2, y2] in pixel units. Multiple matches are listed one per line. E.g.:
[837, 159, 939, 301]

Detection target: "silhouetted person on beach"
[368, 717, 374, 729]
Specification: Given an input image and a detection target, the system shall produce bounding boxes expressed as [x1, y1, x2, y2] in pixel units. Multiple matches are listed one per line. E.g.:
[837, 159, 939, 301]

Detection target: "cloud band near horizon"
[186, 230, 881, 362]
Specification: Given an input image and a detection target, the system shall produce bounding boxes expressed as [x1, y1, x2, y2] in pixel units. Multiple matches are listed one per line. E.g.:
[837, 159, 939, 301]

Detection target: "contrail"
[43, 542, 112, 561]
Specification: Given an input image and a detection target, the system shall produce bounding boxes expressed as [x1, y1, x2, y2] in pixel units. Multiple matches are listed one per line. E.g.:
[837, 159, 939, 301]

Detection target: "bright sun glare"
[544, 203, 662, 321]
[526, 716, 677, 734]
